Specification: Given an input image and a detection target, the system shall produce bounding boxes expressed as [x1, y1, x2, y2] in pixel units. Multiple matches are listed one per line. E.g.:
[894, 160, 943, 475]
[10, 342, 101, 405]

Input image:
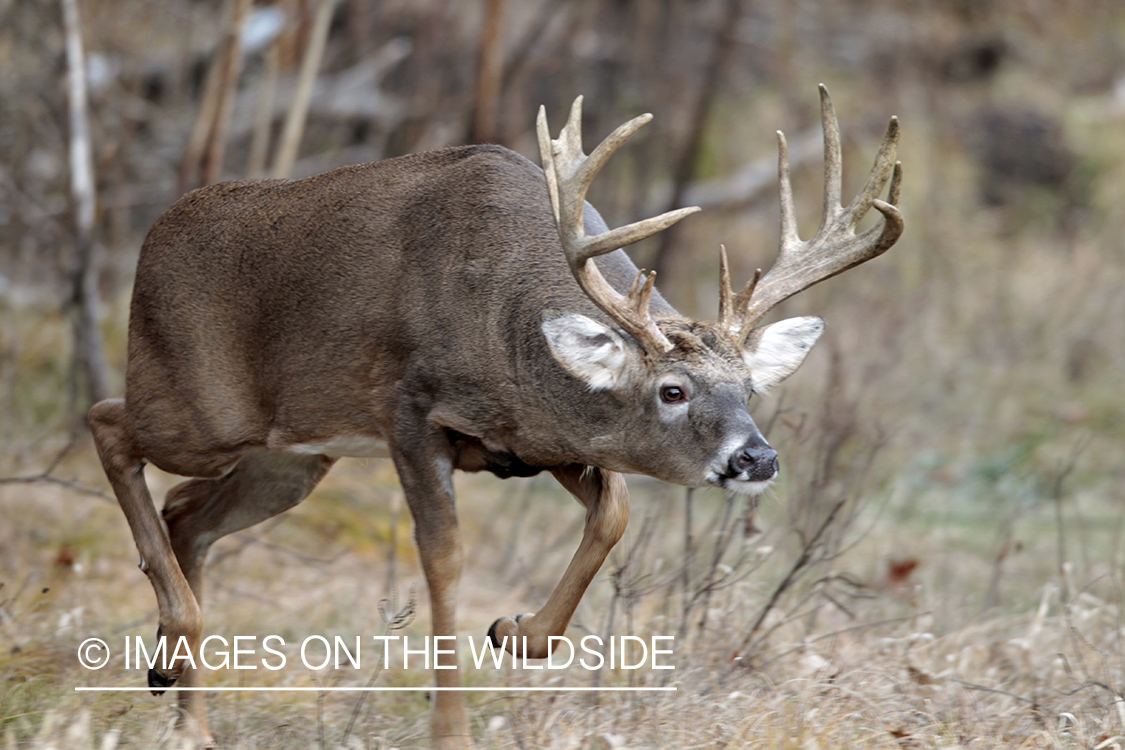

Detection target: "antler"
[537, 97, 700, 356]
[721, 84, 904, 342]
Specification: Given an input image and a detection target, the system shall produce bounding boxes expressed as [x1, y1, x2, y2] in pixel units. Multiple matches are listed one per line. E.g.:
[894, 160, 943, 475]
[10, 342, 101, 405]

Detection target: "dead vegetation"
[3, 0, 1125, 748]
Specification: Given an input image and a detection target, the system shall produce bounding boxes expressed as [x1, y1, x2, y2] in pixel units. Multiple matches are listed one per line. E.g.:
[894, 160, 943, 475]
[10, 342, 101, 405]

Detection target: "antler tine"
[734, 266, 762, 319]
[777, 129, 800, 251]
[717, 245, 733, 329]
[536, 105, 562, 226]
[843, 116, 900, 228]
[819, 85, 843, 228]
[538, 97, 701, 356]
[867, 160, 905, 252]
[630, 268, 658, 317]
[724, 85, 905, 341]
[888, 159, 903, 205]
[717, 246, 763, 329]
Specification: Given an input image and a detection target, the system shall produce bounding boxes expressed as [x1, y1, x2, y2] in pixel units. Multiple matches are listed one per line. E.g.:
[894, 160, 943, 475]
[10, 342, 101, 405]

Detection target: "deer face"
[542, 312, 824, 494]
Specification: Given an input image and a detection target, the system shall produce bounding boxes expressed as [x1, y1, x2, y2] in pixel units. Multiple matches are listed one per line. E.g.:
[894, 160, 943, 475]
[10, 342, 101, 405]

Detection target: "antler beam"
[538, 97, 700, 356]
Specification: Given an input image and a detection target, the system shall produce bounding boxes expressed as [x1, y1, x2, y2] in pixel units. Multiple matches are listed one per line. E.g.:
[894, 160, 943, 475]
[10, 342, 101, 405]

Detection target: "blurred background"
[2, 0, 1124, 747]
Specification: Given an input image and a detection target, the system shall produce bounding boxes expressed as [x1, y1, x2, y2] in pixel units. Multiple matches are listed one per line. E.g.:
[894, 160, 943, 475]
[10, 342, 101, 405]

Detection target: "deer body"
[91, 89, 903, 749]
[130, 146, 672, 475]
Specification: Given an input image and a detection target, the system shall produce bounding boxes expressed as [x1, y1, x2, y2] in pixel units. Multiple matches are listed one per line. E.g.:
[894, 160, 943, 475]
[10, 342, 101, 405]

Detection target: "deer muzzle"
[729, 441, 779, 483]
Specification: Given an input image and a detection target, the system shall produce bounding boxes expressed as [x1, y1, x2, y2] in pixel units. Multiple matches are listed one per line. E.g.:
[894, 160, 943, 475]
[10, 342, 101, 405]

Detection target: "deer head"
[537, 86, 903, 494]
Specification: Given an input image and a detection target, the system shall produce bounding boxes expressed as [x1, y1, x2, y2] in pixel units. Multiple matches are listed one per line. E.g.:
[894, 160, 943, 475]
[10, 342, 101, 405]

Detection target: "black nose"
[731, 445, 778, 481]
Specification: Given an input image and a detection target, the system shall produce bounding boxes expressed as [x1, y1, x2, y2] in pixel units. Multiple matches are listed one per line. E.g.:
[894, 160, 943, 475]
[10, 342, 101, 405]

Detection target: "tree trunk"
[62, 0, 109, 407]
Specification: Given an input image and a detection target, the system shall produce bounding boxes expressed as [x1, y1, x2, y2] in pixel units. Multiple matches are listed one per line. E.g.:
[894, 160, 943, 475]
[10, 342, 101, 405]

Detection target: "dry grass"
[3, 439, 1125, 749]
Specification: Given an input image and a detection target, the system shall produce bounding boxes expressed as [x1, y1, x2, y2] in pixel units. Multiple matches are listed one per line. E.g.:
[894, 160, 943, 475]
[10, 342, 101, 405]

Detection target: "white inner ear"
[542, 313, 630, 391]
[742, 316, 824, 393]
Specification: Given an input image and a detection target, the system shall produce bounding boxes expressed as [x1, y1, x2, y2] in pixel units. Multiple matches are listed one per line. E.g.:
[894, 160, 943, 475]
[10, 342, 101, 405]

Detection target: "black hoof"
[488, 614, 528, 648]
[148, 624, 174, 695]
[148, 667, 176, 695]
[487, 618, 503, 648]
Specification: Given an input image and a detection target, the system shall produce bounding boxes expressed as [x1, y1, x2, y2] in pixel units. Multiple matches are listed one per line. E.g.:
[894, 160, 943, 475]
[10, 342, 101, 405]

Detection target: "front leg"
[389, 423, 472, 750]
[489, 465, 629, 658]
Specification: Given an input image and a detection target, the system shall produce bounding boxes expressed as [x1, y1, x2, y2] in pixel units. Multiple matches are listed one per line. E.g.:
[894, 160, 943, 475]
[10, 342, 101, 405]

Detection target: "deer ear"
[542, 312, 631, 391]
[742, 316, 824, 393]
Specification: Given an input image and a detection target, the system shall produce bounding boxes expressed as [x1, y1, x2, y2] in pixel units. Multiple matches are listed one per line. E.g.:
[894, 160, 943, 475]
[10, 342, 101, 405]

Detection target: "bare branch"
[61, 0, 108, 406]
[273, 0, 338, 178]
[0, 435, 113, 504]
[733, 494, 850, 660]
[470, 0, 505, 144]
[247, 42, 281, 178]
[202, 0, 252, 185]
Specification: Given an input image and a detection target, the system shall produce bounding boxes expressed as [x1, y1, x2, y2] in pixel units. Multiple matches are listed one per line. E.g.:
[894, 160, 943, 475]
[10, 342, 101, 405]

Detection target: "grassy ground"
[3, 457, 1124, 750]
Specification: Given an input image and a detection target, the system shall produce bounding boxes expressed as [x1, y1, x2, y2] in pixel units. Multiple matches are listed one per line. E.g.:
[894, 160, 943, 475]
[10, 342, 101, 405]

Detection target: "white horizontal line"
[75, 686, 675, 692]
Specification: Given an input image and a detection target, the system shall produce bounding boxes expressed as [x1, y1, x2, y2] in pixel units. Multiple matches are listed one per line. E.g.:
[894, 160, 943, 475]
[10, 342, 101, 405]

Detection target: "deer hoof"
[147, 624, 184, 695]
[148, 667, 176, 695]
[487, 617, 513, 648]
[488, 613, 537, 650]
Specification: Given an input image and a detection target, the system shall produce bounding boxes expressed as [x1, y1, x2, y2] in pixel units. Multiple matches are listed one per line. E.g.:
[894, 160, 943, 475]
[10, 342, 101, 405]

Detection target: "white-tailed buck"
[90, 85, 902, 749]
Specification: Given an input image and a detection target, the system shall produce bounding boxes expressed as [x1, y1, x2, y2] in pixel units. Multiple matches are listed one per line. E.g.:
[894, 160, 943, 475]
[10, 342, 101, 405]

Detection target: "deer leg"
[390, 428, 471, 750]
[162, 450, 335, 746]
[88, 399, 203, 689]
[489, 465, 629, 658]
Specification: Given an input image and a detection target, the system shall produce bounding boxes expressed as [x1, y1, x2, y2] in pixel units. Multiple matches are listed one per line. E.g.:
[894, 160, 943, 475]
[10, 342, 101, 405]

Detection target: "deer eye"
[660, 385, 688, 404]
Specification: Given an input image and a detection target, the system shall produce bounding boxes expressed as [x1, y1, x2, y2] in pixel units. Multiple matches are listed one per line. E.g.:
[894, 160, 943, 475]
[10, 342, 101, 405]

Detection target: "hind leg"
[89, 399, 206, 690]
[163, 450, 335, 745]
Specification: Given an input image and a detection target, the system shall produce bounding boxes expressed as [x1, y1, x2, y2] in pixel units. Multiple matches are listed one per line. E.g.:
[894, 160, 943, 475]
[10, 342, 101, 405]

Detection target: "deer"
[89, 85, 902, 749]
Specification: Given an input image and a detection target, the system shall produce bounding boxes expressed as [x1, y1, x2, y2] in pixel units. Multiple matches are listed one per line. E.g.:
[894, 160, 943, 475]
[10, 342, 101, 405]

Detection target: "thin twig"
[0, 436, 113, 503]
[1053, 433, 1091, 605]
[754, 613, 926, 671]
[273, 0, 337, 178]
[733, 495, 850, 661]
[248, 41, 281, 177]
[201, 0, 252, 185]
[340, 587, 416, 744]
[1062, 680, 1116, 697]
[680, 487, 694, 637]
[954, 679, 1036, 705]
[179, 0, 241, 192]
[225, 531, 341, 566]
[0, 474, 114, 503]
[691, 491, 743, 634]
